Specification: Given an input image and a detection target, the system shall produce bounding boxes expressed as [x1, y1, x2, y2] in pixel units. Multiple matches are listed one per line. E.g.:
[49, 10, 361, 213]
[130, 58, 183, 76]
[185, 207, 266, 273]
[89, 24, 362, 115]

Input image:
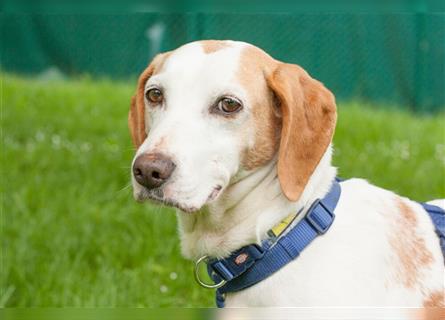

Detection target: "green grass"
[1, 74, 444, 307]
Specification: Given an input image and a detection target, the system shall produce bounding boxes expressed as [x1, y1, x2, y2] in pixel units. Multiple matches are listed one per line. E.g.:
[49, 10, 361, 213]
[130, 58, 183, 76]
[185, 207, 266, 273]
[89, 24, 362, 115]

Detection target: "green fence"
[2, 13, 444, 112]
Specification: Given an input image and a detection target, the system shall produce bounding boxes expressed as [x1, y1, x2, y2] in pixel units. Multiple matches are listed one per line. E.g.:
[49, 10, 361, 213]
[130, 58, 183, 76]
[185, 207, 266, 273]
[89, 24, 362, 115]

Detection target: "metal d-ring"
[194, 255, 226, 289]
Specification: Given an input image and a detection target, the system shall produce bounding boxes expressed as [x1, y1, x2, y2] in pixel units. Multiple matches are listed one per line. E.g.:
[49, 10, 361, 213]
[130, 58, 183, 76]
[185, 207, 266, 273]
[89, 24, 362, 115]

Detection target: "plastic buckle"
[212, 261, 235, 281]
[305, 199, 335, 234]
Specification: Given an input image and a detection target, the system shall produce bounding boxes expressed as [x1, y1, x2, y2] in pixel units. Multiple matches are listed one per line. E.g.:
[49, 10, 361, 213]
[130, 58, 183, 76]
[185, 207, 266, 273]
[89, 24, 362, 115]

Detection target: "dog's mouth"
[140, 185, 223, 213]
[207, 185, 223, 202]
[147, 193, 198, 213]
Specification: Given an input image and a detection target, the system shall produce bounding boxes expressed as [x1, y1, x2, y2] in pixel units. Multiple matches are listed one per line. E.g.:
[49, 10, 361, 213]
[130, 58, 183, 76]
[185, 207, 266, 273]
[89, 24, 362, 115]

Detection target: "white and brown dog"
[128, 40, 444, 307]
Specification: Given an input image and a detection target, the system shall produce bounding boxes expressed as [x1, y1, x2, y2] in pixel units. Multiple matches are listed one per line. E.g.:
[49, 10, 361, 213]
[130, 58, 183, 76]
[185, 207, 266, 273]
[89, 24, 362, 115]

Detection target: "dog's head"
[129, 40, 336, 212]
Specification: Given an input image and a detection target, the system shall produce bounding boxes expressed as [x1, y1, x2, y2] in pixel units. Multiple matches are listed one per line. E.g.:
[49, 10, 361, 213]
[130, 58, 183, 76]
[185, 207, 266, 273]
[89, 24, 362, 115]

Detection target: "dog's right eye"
[145, 88, 163, 104]
[213, 96, 243, 116]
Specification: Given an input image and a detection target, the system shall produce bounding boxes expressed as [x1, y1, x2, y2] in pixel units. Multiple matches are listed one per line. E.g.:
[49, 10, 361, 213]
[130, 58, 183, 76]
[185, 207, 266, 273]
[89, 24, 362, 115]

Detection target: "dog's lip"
[145, 191, 198, 213]
[207, 185, 223, 202]
[140, 184, 223, 213]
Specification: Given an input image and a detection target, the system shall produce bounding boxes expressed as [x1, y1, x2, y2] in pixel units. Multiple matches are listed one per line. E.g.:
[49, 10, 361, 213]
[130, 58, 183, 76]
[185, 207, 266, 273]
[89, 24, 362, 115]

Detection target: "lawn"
[1, 74, 444, 307]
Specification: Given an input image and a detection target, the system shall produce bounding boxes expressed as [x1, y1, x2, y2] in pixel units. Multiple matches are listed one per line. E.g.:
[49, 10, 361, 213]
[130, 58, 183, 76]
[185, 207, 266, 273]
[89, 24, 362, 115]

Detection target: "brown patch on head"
[200, 40, 232, 54]
[237, 46, 281, 170]
[423, 291, 445, 307]
[389, 198, 434, 288]
[128, 51, 171, 148]
[237, 45, 337, 201]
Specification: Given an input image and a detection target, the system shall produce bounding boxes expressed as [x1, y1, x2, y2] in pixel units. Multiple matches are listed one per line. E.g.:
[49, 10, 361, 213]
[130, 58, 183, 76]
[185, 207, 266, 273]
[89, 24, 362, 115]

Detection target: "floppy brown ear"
[128, 52, 170, 148]
[267, 63, 337, 202]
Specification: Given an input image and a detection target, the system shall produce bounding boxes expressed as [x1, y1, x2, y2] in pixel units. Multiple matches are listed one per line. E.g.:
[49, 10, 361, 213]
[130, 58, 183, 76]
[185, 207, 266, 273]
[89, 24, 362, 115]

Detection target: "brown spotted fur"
[201, 40, 232, 54]
[128, 52, 171, 148]
[390, 198, 434, 289]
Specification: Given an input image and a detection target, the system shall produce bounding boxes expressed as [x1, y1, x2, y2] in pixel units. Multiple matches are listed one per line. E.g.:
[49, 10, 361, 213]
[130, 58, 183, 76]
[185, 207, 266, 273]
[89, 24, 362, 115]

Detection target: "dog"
[128, 40, 444, 308]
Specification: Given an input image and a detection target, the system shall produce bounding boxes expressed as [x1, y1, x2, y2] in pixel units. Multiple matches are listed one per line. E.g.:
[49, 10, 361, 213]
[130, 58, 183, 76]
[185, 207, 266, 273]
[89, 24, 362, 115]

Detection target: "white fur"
[132, 41, 249, 212]
[131, 40, 445, 307]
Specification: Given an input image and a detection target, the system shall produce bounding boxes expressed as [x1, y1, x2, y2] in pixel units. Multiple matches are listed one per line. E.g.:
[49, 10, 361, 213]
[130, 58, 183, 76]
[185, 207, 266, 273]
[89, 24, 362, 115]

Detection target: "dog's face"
[129, 40, 336, 212]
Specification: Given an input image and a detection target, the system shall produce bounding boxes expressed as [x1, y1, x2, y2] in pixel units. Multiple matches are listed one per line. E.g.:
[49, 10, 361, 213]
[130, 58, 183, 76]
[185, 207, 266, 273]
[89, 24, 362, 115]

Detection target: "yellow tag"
[270, 213, 297, 237]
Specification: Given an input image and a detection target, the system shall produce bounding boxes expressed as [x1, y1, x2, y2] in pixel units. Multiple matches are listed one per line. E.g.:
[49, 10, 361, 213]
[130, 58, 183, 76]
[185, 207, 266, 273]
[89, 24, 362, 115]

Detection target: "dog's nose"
[133, 153, 176, 189]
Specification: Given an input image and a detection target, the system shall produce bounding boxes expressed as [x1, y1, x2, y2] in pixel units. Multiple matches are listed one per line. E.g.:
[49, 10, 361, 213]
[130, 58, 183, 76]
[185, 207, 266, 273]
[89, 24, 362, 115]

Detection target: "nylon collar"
[194, 178, 342, 307]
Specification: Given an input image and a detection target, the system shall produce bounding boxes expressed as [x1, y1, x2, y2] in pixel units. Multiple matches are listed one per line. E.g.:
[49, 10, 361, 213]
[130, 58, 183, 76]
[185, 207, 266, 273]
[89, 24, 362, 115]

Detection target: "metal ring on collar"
[194, 255, 227, 289]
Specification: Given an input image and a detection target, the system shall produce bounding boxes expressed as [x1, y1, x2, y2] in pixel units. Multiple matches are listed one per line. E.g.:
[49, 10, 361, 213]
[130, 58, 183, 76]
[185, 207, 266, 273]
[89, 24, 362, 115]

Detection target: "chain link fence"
[2, 13, 444, 112]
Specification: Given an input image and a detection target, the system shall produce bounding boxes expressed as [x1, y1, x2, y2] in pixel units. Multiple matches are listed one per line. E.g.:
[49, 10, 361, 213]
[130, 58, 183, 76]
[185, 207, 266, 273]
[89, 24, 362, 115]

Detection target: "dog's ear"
[129, 52, 170, 148]
[267, 63, 337, 202]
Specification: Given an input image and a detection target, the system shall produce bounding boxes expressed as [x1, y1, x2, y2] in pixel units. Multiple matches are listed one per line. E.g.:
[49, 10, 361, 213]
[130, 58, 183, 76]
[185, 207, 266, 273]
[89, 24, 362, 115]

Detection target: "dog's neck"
[177, 146, 337, 260]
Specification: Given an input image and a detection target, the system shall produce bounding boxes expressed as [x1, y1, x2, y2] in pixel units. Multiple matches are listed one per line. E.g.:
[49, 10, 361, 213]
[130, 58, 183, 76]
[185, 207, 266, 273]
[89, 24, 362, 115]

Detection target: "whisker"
[116, 182, 132, 194]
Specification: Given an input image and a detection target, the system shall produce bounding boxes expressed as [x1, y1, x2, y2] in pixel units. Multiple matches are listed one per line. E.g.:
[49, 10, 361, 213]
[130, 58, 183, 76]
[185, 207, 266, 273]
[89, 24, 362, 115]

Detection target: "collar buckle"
[305, 199, 335, 234]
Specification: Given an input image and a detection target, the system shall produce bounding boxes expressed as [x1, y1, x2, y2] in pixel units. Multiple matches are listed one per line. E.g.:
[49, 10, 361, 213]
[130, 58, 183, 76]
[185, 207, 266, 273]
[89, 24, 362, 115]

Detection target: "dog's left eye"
[146, 88, 163, 104]
[217, 97, 243, 114]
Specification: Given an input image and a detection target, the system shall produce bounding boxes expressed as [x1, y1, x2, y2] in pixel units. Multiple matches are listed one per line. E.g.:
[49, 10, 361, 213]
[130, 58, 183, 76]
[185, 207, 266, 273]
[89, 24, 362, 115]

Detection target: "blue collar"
[198, 179, 342, 307]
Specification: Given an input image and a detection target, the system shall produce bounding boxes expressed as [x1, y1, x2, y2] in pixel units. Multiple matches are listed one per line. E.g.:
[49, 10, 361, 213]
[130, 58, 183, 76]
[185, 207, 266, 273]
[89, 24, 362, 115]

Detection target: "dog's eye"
[217, 97, 242, 114]
[146, 88, 163, 104]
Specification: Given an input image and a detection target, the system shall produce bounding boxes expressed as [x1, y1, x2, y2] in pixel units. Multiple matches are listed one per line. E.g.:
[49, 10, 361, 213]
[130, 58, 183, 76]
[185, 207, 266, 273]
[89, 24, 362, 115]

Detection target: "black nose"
[132, 153, 176, 189]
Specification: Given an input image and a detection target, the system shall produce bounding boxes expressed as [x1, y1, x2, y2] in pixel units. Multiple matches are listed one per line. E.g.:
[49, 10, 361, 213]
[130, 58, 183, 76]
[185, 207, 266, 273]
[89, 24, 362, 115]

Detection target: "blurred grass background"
[1, 74, 444, 307]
